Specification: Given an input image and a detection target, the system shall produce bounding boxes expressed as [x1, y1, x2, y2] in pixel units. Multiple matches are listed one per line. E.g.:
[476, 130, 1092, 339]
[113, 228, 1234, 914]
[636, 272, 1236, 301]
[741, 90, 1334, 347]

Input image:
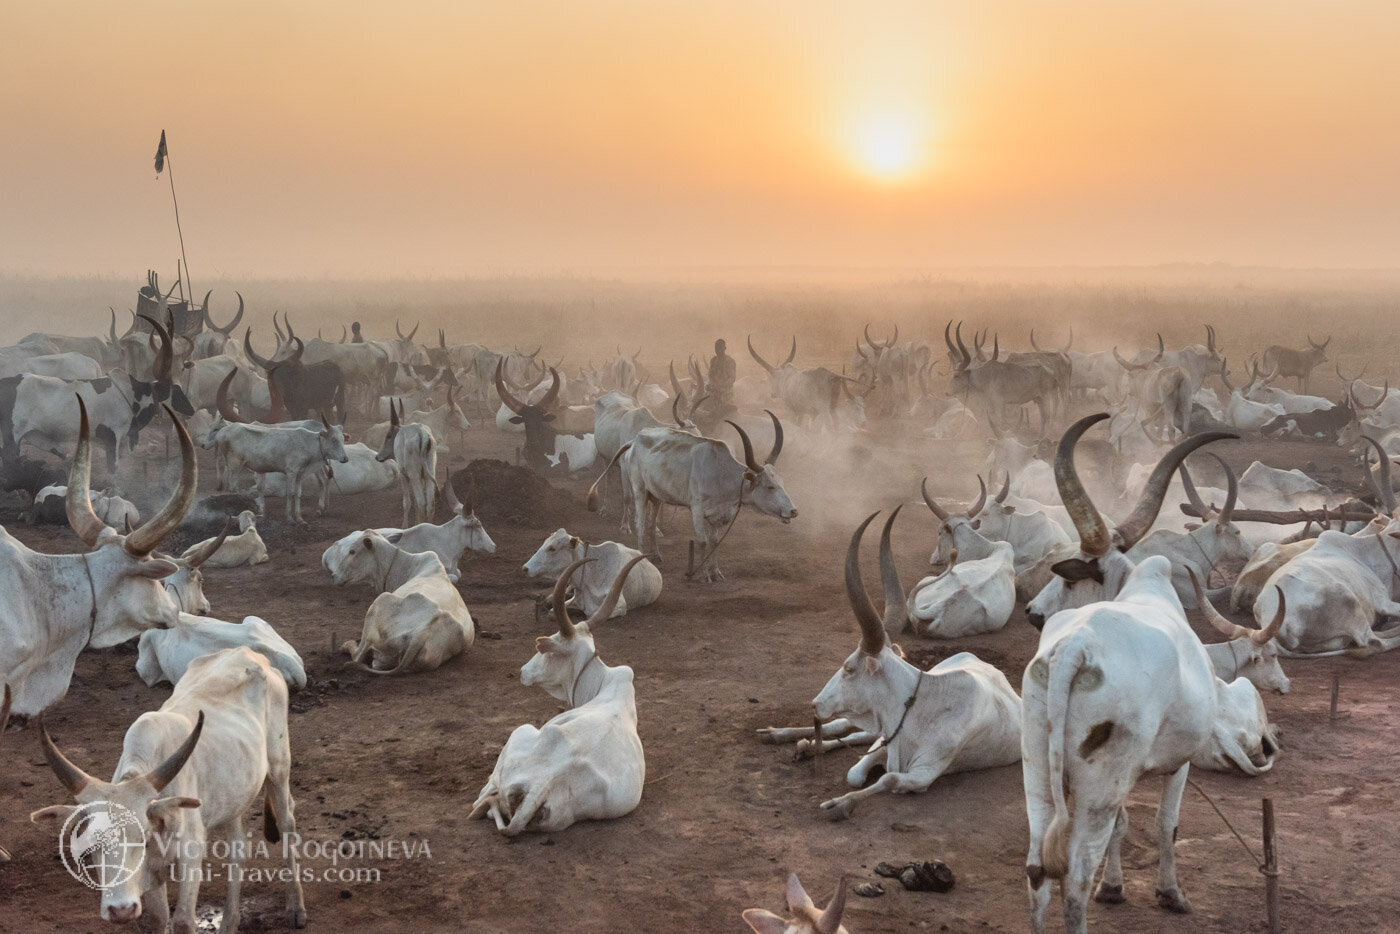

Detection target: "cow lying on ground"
[31, 647, 306, 932]
[523, 528, 662, 619]
[326, 531, 475, 674]
[180, 510, 269, 567]
[324, 480, 495, 585]
[137, 614, 306, 690]
[469, 557, 647, 835]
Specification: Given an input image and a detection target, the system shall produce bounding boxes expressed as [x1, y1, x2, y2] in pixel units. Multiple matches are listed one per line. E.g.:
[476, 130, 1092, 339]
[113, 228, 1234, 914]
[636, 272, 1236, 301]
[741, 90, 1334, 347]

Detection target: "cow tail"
[587, 442, 631, 512]
[1041, 636, 1088, 879]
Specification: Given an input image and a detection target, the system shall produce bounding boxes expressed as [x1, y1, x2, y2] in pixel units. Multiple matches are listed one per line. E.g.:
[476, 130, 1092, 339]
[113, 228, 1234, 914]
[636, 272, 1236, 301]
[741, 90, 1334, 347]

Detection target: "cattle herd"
[2, 275, 1399, 933]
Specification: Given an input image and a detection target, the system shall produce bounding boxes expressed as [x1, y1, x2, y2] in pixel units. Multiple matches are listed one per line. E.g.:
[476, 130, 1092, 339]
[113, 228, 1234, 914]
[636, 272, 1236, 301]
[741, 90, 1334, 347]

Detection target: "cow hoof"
[819, 798, 854, 821]
[792, 739, 818, 761]
[288, 907, 308, 928]
[1094, 882, 1125, 904]
[1155, 888, 1191, 913]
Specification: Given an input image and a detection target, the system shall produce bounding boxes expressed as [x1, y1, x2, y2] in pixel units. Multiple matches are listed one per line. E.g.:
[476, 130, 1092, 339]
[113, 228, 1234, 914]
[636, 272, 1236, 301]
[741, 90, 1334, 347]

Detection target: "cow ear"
[147, 796, 200, 833]
[743, 470, 758, 485]
[362, 535, 375, 550]
[1051, 557, 1104, 584]
[173, 387, 194, 416]
[387, 533, 403, 544]
[136, 558, 179, 580]
[30, 805, 80, 824]
[508, 416, 524, 425]
[741, 910, 788, 934]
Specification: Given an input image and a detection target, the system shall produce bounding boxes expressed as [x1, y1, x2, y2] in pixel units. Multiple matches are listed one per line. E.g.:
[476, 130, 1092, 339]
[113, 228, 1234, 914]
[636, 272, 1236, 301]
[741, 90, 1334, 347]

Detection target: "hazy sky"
[4, 2, 1399, 277]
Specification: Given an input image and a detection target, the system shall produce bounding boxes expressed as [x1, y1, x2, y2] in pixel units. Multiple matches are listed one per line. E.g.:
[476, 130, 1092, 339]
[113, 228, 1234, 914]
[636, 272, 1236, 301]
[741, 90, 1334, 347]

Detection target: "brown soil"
[1, 419, 1397, 934]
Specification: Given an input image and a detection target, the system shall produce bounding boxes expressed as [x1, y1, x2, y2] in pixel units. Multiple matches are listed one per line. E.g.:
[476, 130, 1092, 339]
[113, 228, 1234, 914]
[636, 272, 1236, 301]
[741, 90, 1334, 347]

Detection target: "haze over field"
[5, 3, 1400, 278]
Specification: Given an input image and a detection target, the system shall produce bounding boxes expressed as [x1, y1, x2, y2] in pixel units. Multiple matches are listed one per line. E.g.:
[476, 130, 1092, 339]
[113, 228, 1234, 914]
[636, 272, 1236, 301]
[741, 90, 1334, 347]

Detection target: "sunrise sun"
[851, 112, 925, 182]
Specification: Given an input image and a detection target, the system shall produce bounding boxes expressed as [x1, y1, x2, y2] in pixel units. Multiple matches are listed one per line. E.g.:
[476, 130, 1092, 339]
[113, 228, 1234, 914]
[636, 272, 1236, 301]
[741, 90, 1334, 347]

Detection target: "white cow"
[1191, 677, 1281, 777]
[326, 480, 495, 584]
[545, 431, 597, 473]
[1229, 537, 1315, 613]
[910, 488, 1016, 638]
[760, 511, 1021, 820]
[1022, 555, 1215, 933]
[205, 417, 349, 522]
[327, 531, 474, 674]
[361, 386, 470, 456]
[136, 613, 306, 690]
[523, 528, 662, 618]
[469, 557, 647, 834]
[31, 647, 306, 932]
[374, 402, 438, 527]
[180, 510, 269, 568]
[1, 400, 196, 716]
[33, 485, 140, 531]
[156, 520, 234, 616]
[1190, 569, 1291, 694]
[743, 873, 848, 934]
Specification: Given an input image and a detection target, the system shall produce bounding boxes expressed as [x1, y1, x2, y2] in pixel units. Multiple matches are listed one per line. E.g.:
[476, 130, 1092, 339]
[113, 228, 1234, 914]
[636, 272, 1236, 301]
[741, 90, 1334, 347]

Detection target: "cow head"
[443, 477, 495, 554]
[520, 556, 645, 705]
[919, 476, 987, 567]
[747, 335, 797, 382]
[1025, 413, 1237, 630]
[496, 361, 560, 473]
[812, 510, 910, 728]
[322, 529, 395, 588]
[158, 519, 232, 616]
[375, 400, 405, 463]
[67, 396, 197, 644]
[742, 873, 848, 934]
[1193, 570, 1290, 694]
[1177, 454, 1251, 574]
[316, 413, 350, 465]
[523, 529, 582, 578]
[728, 413, 797, 523]
[1199, 678, 1282, 775]
[31, 713, 204, 925]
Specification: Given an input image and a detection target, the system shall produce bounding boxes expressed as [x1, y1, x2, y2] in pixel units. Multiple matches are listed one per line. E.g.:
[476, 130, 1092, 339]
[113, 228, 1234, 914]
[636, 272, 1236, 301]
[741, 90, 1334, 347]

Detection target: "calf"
[327, 480, 496, 584]
[206, 415, 349, 522]
[913, 481, 1017, 637]
[326, 531, 475, 674]
[761, 511, 1021, 820]
[523, 528, 662, 618]
[180, 510, 269, 568]
[137, 613, 306, 690]
[469, 557, 647, 834]
[375, 400, 438, 526]
[31, 647, 306, 932]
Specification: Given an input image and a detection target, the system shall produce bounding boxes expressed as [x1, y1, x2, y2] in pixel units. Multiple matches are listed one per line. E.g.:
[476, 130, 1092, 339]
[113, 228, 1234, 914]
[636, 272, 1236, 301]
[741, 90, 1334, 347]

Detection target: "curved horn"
[846, 512, 887, 656]
[1254, 586, 1286, 645]
[285, 337, 304, 366]
[1178, 461, 1209, 516]
[1308, 333, 1330, 350]
[1153, 333, 1165, 362]
[273, 311, 286, 342]
[282, 312, 296, 341]
[136, 313, 172, 382]
[965, 475, 988, 517]
[1114, 429, 1240, 550]
[1209, 453, 1238, 525]
[783, 336, 796, 366]
[991, 333, 1000, 362]
[438, 328, 446, 348]
[124, 407, 197, 556]
[39, 718, 99, 796]
[943, 320, 957, 356]
[108, 307, 118, 345]
[726, 420, 760, 473]
[672, 394, 685, 427]
[687, 393, 709, 421]
[405, 321, 420, 341]
[1219, 356, 1236, 393]
[953, 321, 971, 367]
[550, 559, 591, 639]
[1062, 327, 1073, 352]
[854, 339, 870, 361]
[668, 361, 687, 406]
[538, 367, 561, 410]
[243, 328, 275, 371]
[494, 360, 525, 415]
[215, 368, 249, 423]
[208, 291, 244, 336]
[920, 476, 950, 522]
[585, 555, 647, 628]
[145, 711, 205, 792]
[763, 409, 783, 465]
[1189, 566, 1254, 641]
[995, 471, 1011, 503]
[1112, 346, 1148, 372]
[746, 335, 774, 374]
[66, 396, 108, 547]
[1055, 413, 1113, 557]
[396, 318, 405, 339]
[878, 506, 907, 636]
[339, 324, 348, 343]
[1363, 434, 1396, 514]
[864, 324, 878, 351]
[1029, 329, 1042, 352]
[185, 518, 232, 568]
[1336, 361, 1368, 383]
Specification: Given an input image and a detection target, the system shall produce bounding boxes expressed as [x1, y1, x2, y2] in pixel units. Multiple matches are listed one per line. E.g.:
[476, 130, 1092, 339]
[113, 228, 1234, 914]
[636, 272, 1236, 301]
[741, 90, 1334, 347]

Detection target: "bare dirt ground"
[2, 395, 1399, 933]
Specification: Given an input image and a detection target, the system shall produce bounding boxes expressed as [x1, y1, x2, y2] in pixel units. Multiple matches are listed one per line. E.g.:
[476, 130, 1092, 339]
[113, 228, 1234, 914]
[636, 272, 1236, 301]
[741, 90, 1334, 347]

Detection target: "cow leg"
[423, 465, 436, 521]
[217, 823, 245, 934]
[170, 825, 206, 934]
[288, 469, 301, 523]
[1153, 764, 1192, 913]
[1094, 806, 1129, 903]
[693, 508, 723, 582]
[1023, 704, 1054, 934]
[401, 472, 414, 527]
[139, 877, 171, 934]
[846, 742, 888, 786]
[817, 759, 946, 820]
[255, 473, 267, 517]
[265, 755, 308, 927]
[757, 718, 857, 744]
[1062, 802, 1120, 934]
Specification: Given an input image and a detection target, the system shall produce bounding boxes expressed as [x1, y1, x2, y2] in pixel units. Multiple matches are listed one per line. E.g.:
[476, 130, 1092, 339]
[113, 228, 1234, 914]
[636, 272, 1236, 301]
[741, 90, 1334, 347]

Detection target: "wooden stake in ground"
[1329, 673, 1340, 722]
[1262, 797, 1281, 933]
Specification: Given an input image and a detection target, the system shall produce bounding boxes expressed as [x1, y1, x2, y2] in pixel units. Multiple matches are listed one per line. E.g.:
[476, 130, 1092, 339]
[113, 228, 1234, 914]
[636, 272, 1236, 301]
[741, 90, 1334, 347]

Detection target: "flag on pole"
[154, 130, 167, 175]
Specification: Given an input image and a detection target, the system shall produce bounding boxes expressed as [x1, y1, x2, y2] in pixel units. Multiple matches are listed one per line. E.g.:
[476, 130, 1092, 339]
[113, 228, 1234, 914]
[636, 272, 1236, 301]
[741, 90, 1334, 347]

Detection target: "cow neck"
[568, 652, 601, 707]
[379, 546, 403, 592]
[79, 551, 99, 645]
[1188, 529, 1219, 582]
[881, 661, 923, 747]
[1226, 637, 1251, 677]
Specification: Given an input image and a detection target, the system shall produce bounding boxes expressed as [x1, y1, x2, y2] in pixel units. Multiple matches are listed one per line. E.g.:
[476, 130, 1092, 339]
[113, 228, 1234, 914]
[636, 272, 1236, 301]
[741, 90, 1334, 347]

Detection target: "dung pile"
[450, 459, 588, 527]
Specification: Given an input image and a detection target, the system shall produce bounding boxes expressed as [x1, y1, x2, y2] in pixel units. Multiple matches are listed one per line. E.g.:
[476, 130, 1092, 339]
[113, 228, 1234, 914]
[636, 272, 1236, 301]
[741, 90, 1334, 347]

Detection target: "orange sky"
[4, 2, 1399, 277]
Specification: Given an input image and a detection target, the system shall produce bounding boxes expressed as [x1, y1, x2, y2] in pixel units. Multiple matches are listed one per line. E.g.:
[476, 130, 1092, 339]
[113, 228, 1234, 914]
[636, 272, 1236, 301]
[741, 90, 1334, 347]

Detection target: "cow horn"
[991, 333, 1000, 362]
[688, 394, 709, 421]
[137, 313, 172, 382]
[273, 311, 286, 342]
[586, 555, 647, 628]
[943, 320, 957, 356]
[243, 328, 275, 371]
[855, 339, 869, 361]
[953, 321, 971, 367]
[1309, 333, 1330, 350]
[920, 477, 950, 522]
[339, 324, 348, 343]
[1336, 361, 1368, 383]
[1055, 413, 1113, 557]
[405, 321, 420, 341]
[1363, 434, 1396, 514]
[1178, 461, 1209, 517]
[1210, 453, 1238, 525]
[1219, 356, 1236, 393]
[108, 308, 119, 345]
[439, 328, 446, 349]
[864, 324, 878, 351]
[878, 506, 907, 636]
[966, 475, 987, 517]
[215, 368, 248, 423]
[994, 471, 1011, 503]
[1153, 333, 1165, 362]
[672, 394, 685, 427]
[444, 474, 466, 513]
[1062, 327, 1073, 352]
[185, 518, 232, 568]
[1112, 346, 1147, 372]
[389, 398, 400, 427]
[39, 718, 99, 796]
[66, 396, 108, 547]
[124, 406, 197, 556]
[282, 312, 296, 341]
[846, 512, 887, 656]
[727, 420, 760, 473]
[395, 318, 405, 339]
[747, 335, 774, 374]
[763, 410, 783, 465]
[1029, 329, 1042, 352]
[208, 291, 244, 336]
[783, 336, 797, 366]
[1189, 567, 1254, 641]
[538, 367, 561, 410]
[668, 361, 687, 406]
[1254, 586, 1286, 645]
[1114, 429, 1239, 550]
[286, 337, 304, 366]
[550, 559, 591, 638]
[145, 711, 205, 792]
[494, 360, 525, 414]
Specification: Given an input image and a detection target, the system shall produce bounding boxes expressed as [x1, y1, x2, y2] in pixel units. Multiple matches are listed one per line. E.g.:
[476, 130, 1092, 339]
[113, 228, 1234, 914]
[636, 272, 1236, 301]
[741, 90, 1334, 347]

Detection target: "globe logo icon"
[59, 801, 147, 891]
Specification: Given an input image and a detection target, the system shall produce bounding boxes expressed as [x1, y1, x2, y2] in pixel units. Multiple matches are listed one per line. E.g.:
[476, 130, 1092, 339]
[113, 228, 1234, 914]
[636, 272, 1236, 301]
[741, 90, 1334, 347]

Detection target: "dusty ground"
[1, 404, 1398, 934]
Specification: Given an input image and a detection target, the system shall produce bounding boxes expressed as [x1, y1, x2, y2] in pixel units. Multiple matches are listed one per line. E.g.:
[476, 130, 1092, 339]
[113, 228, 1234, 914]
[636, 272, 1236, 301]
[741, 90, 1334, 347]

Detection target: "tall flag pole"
[154, 130, 193, 310]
